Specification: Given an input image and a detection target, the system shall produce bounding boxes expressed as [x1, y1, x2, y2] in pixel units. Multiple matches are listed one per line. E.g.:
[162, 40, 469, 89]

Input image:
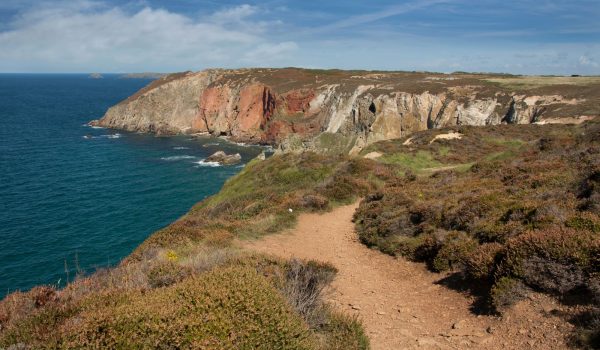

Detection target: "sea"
[0, 74, 264, 297]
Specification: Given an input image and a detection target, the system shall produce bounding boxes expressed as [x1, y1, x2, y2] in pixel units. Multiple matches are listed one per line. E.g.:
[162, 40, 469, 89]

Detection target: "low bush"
[354, 120, 600, 344]
[282, 259, 337, 327]
[61, 266, 316, 349]
[490, 277, 530, 312]
[432, 231, 478, 272]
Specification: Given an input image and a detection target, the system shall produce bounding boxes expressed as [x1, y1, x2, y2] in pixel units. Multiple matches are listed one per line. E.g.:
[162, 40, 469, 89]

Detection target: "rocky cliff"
[91, 68, 600, 153]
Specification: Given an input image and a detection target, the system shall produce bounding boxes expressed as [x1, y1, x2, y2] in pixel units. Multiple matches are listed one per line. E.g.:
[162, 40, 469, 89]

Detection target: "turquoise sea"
[0, 74, 263, 297]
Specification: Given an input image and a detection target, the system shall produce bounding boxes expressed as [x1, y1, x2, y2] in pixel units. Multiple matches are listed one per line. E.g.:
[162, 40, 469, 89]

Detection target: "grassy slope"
[0, 152, 384, 349]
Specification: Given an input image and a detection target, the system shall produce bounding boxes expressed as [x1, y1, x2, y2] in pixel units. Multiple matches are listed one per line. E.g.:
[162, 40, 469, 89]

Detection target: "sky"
[0, 0, 598, 74]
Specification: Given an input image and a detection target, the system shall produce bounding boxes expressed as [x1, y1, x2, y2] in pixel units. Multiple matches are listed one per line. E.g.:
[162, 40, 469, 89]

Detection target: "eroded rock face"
[92, 68, 599, 153]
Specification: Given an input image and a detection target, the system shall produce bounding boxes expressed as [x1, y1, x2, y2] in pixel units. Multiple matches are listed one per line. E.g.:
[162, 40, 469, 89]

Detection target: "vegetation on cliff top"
[355, 120, 600, 347]
[2, 117, 599, 348]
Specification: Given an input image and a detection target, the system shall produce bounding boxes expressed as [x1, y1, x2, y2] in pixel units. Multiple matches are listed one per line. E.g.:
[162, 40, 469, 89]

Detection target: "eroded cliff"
[91, 68, 600, 153]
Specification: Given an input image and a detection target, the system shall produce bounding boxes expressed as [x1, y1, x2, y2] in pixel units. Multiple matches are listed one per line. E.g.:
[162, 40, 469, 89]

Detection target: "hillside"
[2, 117, 598, 348]
[90, 68, 600, 154]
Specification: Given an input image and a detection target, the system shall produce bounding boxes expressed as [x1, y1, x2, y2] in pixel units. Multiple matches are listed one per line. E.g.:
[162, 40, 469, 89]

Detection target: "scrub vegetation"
[355, 120, 600, 348]
[1, 151, 385, 349]
[2, 117, 599, 348]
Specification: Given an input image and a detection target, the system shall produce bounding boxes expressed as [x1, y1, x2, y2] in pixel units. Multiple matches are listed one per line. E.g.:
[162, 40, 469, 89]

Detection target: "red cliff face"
[194, 83, 277, 142]
[194, 84, 318, 143]
[194, 85, 232, 133]
[232, 84, 276, 142]
[95, 68, 599, 153]
[281, 89, 315, 115]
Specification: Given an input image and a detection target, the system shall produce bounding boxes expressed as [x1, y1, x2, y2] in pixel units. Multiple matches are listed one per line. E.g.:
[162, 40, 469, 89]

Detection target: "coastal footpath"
[2, 70, 599, 349]
[90, 68, 599, 153]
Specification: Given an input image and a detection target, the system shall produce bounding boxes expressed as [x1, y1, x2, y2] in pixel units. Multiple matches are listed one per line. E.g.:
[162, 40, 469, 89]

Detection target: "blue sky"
[0, 0, 598, 74]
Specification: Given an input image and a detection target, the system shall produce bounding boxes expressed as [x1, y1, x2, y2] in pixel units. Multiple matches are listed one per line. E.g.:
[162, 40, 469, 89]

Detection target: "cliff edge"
[91, 68, 600, 153]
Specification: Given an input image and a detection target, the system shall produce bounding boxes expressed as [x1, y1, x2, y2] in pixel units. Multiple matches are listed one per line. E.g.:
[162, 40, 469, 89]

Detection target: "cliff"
[91, 68, 600, 153]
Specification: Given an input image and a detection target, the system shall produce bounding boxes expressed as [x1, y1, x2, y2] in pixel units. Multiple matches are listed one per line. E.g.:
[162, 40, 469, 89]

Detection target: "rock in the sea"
[205, 151, 241, 165]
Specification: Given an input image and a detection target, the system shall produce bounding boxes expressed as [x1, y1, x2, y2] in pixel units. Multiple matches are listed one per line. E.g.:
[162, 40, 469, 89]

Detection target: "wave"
[82, 133, 122, 139]
[202, 143, 221, 147]
[82, 123, 105, 129]
[160, 155, 196, 161]
[173, 146, 190, 150]
[194, 159, 221, 167]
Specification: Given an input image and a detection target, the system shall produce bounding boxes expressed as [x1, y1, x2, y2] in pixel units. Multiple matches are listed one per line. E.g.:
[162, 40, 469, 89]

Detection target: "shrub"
[282, 259, 337, 327]
[299, 194, 329, 211]
[147, 261, 191, 288]
[465, 242, 503, 280]
[520, 256, 587, 295]
[498, 228, 598, 279]
[60, 266, 316, 349]
[432, 231, 478, 272]
[566, 213, 600, 233]
[490, 277, 530, 312]
[318, 310, 370, 350]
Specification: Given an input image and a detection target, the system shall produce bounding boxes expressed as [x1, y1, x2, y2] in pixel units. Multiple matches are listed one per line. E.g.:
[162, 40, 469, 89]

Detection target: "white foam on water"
[160, 155, 196, 161]
[202, 143, 220, 147]
[83, 133, 122, 139]
[82, 123, 105, 129]
[194, 160, 221, 167]
[173, 146, 190, 150]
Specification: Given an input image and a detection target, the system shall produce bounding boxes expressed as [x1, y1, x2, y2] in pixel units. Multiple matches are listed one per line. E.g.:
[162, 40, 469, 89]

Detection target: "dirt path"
[242, 203, 573, 349]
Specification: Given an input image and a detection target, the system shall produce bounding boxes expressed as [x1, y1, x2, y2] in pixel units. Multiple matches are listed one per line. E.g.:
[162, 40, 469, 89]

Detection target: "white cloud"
[242, 42, 298, 64]
[0, 1, 296, 72]
[211, 4, 257, 24]
[579, 54, 598, 67]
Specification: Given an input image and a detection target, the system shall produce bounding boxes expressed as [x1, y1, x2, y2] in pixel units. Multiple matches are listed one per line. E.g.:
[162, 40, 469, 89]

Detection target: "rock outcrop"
[205, 151, 242, 165]
[91, 68, 600, 153]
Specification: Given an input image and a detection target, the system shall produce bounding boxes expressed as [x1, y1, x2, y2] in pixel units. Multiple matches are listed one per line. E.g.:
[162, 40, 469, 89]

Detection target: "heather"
[354, 120, 600, 346]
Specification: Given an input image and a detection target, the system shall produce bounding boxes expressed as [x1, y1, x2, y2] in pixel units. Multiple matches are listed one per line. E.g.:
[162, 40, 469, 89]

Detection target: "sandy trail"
[242, 202, 573, 349]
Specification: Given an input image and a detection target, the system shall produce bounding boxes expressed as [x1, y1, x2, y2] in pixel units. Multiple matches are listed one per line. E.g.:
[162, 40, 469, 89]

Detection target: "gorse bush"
[0, 252, 369, 349]
[62, 266, 315, 349]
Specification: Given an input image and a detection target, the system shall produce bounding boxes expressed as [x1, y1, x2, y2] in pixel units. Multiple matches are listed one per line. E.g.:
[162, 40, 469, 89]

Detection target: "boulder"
[205, 151, 242, 165]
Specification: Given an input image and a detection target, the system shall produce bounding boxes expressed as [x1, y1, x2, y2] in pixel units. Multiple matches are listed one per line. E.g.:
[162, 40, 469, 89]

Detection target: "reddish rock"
[232, 84, 276, 141]
[281, 89, 315, 115]
[262, 120, 294, 144]
[194, 85, 232, 133]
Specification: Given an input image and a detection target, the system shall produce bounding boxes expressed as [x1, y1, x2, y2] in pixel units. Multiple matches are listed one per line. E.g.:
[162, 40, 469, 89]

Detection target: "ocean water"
[0, 74, 263, 297]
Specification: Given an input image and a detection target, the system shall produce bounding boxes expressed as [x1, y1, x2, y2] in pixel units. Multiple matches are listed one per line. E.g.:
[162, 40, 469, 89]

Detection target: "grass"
[380, 150, 442, 172]
[485, 76, 600, 90]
